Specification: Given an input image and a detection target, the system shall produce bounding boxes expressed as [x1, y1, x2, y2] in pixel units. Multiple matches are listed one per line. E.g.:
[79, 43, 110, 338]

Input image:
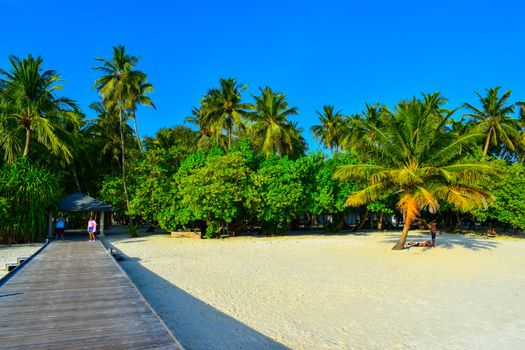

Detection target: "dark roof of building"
[58, 192, 113, 212]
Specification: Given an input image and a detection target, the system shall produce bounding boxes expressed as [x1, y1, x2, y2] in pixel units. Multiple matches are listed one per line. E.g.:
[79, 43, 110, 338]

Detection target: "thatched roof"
[58, 192, 113, 212]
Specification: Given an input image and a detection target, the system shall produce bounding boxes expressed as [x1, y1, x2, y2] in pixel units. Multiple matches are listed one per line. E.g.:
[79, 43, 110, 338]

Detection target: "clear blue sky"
[2, 0, 524, 151]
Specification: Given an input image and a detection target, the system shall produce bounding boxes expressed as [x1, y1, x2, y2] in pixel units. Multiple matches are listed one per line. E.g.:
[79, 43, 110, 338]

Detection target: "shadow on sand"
[104, 242, 289, 350]
[381, 232, 499, 251]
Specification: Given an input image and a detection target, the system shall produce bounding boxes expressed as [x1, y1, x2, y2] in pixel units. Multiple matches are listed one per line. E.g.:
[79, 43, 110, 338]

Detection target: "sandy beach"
[0, 243, 44, 279]
[104, 230, 525, 350]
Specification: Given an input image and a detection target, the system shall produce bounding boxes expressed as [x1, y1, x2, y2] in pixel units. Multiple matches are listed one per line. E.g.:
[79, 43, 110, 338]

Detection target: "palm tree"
[185, 106, 223, 149]
[144, 126, 199, 152]
[341, 103, 385, 159]
[93, 45, 145, 213]
[287, 121, 308, 159]
[0, 55, 79, 163]
[200, 78, 251, 149]
[87, 101, 134, 173]
[334, 96, 496, 250]
[310, 105, 346, 153]
[128, 77, 155, 150]
[463, 87, 520, 156]
[247, 87, 299, 158]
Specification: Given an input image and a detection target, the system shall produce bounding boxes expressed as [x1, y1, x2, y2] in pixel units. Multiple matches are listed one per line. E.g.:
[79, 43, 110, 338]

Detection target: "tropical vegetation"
[1, 48, 524, 249]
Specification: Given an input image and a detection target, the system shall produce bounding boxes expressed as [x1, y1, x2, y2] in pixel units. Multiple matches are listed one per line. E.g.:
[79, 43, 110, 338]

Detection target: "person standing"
[87, 216, 97, 242]
[428, 221, 437, 247]
[55, 216, 65, 240]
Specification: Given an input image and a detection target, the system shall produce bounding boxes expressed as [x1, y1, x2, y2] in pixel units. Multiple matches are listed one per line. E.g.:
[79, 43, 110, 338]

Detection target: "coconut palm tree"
[287, 121, 308, 159]
[93, 45, 145, 213]
[463, 87, 520, 156]
[341, 103, 385, 159]
[200, 78, 251, 149]
[310, 105, 347, 153]
[143, 126, 199, 152]
[247, 87, 299, 158]
[128, 77, 155, 150]
[185, 106, 224, 150]
[334, 96, 496, 250]
[87, 101, 135, 173]
[0, 55, 79, 163]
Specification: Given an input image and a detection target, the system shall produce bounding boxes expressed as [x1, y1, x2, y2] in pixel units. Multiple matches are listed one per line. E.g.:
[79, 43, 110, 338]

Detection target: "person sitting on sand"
[406, 240, 433, 248]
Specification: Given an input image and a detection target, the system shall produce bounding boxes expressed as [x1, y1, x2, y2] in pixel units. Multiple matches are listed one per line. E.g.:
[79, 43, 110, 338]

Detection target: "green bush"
[0, 158, 60, 243]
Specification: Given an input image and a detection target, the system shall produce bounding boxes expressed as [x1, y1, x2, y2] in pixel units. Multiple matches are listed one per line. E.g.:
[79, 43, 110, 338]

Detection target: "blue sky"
[1, 0, 524, 151]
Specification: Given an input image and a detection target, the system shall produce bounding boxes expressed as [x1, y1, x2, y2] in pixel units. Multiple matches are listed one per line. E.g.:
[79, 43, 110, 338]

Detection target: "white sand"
[0, 243, 44, 279]
[105, 231, 525, 350]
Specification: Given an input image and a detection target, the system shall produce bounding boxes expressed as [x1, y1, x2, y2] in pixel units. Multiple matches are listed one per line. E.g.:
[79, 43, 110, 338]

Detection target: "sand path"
[106, 231, 525, 349]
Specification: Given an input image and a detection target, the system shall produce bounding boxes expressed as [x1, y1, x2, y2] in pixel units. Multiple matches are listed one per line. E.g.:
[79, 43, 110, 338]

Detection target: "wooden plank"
[0, 240, 183, 350]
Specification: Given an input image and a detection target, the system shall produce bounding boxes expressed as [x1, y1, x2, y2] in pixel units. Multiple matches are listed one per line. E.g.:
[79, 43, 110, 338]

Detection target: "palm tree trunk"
[352, 208, 369, 232]
[132, 109, 142, 150]
[118, 107, 131, 216]
[23, 128, 31, 157]
[227, 123, 232, 150]
[377, 210, 383, 230]
[483, 131, 491, 156]
[392, 214, 410, 250]
[73, 167, 81, 192]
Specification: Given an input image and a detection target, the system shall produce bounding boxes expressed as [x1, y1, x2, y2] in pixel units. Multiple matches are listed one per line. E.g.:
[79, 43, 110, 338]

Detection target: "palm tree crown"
[0, 54, 79, 162]
[334, 96, 496, 249]
[463, 87, 520, 156]
[310, 105, 347, 153]
[247, 87, 299, 158]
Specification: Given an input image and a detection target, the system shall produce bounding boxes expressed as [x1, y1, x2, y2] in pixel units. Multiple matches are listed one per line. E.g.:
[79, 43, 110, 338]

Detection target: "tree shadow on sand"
[382, 232, 499, 251]
[107, 250, 289, 350]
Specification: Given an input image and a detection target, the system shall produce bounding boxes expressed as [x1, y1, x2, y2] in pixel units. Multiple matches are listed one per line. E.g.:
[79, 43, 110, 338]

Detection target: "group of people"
[54, 215, 98, 241]
[405, 220, 438, 248]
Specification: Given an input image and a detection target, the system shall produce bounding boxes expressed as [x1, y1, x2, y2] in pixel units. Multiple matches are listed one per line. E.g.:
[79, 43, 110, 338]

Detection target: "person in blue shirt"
[55, 216, 65, 240]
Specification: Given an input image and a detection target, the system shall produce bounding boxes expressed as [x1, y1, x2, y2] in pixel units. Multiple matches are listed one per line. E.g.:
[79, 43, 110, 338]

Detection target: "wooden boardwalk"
[0, 239, 182, 350]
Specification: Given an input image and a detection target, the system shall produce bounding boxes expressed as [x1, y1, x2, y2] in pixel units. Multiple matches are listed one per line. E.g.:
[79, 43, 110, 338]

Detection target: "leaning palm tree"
[200, 78, 251, 149]
[93, 45, 145, 213]
[247, 87, 299, 158]
[463, 87, 520, 156]
[310, 105, 347, 153]
[0, 55, 79, 163]
[334, 96, 496, 250]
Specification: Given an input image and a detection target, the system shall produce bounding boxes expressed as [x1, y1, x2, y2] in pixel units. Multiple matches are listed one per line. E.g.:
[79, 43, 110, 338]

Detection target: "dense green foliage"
[471, 162, 525, 230]
[334, 94, 498, 249]
[0, 158, 59, 243]
[1, 49, 525, 243]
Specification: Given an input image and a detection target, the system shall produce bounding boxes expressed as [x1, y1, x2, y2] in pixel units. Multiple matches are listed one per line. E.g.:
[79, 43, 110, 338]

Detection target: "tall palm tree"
[93, 45, 144, 213]
[463, 87, 520, 156]
[334, 97, 496, 250]
[128, 78, 155, 150]
[247, 87, 299, 158]
[0, 55, 79, 163]
[310, 105, 346, 153]
[200, 78, 251, 149]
